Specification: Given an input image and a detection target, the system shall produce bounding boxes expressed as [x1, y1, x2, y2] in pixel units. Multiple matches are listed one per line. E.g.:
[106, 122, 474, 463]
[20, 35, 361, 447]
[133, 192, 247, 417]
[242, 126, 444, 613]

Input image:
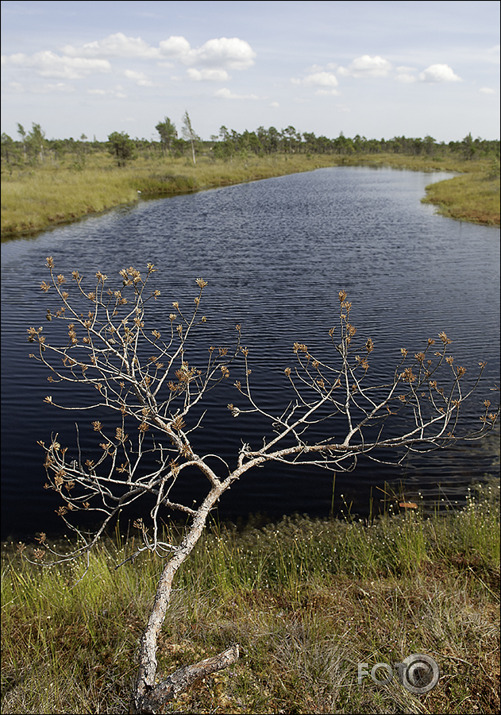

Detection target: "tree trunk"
[133, 645, 239, 714]
[131, 482, 239, 713]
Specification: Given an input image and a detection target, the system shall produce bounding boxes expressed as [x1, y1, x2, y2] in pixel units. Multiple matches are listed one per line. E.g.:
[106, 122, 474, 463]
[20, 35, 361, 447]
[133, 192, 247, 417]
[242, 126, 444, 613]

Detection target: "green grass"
[422, 170, 500, 225]
[2, 483, 499, 714]
[2, 153, 499, 240]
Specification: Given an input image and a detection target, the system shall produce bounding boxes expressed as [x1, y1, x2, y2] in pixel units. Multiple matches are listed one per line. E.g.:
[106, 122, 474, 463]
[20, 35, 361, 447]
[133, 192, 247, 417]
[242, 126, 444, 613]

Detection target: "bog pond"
[1, 166, 499, 538]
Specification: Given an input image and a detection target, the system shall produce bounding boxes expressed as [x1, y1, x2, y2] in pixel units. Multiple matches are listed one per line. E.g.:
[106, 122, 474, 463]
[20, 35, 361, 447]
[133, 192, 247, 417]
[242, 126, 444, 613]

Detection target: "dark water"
[1, 167, 499, 539]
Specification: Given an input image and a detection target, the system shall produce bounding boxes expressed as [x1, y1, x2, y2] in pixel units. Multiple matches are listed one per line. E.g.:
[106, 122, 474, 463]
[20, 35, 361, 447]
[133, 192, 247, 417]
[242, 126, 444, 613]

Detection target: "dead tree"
[27, 259, 499, 713]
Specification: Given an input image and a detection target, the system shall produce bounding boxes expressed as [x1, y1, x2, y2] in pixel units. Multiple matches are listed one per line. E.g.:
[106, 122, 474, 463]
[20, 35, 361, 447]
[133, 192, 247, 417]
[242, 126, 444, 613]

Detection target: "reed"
[2, 483, 499, 714]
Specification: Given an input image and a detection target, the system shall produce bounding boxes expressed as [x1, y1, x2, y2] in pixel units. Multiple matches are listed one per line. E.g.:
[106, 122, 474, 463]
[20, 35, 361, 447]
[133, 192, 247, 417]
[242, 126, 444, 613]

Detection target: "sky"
[1, 0, 499, 143]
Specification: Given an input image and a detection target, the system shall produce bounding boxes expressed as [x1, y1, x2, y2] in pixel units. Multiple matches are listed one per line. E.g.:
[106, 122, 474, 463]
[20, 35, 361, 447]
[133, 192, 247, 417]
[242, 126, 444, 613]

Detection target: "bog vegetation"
[2, 484, 500, 714]
[1, 119, 499, 238]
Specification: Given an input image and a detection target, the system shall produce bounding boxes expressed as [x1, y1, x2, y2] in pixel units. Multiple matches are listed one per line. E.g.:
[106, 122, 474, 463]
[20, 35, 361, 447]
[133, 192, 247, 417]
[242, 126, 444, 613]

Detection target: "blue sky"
[1, 0, 499, 142]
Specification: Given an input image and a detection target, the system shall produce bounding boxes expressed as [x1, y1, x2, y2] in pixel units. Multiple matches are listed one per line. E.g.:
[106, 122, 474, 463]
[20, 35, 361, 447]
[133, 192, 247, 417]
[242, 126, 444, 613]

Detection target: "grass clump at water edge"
[1, 483, 499, 714]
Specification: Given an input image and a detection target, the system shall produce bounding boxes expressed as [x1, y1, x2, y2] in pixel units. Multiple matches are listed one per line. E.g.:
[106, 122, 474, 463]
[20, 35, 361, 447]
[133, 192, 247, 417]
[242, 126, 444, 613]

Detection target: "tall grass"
[2, 483, 499, 714]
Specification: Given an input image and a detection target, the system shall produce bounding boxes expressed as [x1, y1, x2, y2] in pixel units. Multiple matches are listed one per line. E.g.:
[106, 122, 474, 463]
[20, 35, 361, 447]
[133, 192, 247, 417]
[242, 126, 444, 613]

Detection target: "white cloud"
[479, 86, 496, 94]
[215, 87, 259, 100]
[124, 69, 154, 86]
[293, 71, 339, 95]
[3, 33, 255, 97]
[2, 52, 29, 65]
[62, 33, 255, 72]
[187, 68, 230, 82]
[2, 50, 111, 79]
[189, 37, 255, 70]
[158, 36, 191, 58]
[338, 55, 392, 78]
[419, 64, 462, 82]
[304, 71, 339, 88]
[159, 35, 256, 71]
[63, 33, 160, 59]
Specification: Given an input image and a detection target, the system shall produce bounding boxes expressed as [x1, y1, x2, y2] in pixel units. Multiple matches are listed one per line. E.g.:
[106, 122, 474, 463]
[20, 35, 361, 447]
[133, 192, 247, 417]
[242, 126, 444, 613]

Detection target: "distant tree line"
[1, 117, 499, 169]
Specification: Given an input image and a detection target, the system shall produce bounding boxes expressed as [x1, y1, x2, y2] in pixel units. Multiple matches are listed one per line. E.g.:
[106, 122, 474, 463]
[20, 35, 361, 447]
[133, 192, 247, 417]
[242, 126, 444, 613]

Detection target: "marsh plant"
[26, 259, 499, 713]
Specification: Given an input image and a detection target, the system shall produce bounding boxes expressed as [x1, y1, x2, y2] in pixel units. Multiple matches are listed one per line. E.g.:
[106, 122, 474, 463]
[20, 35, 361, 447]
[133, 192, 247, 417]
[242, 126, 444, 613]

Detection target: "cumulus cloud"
[292, 71, 339, 94]
[158, 36, 191, 58]
[419, 64, 462, 82]
[62, 32, 255, 71]
[479, 86, 495, 94]
[63, 33, 160, 59]
[2, 50, 111, 79]
[188, 37, 255, 70]
[338, 55, 392, 78]
[1, 52, 28, 66]
[187, 68, 230, 82]
[3, 33, 255, 97]
[215, 87, 259, 100]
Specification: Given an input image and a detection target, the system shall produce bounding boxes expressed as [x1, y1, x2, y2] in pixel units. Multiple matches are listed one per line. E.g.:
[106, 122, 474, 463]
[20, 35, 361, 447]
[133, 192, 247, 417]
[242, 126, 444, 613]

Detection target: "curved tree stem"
[134, 644, 239, 714]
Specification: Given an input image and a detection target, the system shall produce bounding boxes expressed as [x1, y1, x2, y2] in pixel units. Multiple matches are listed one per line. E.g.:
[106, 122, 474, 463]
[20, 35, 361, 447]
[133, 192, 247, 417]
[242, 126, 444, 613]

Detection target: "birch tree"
[181, 111, 199, 166]
[27, 259, 499, 713]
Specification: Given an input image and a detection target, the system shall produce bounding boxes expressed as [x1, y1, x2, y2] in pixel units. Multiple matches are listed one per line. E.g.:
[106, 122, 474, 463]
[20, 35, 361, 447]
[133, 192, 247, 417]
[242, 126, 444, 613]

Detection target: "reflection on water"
[1, 167, 499, 538]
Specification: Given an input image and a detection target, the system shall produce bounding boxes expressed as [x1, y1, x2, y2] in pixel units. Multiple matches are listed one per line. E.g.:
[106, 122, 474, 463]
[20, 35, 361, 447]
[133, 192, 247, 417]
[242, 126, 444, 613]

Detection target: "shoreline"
[2, 154, 499, 241]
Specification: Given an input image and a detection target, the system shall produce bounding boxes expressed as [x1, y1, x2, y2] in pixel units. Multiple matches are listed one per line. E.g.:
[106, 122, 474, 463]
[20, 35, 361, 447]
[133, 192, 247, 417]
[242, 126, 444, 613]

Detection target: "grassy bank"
[0, 153, 341, 240]
[422, 167, 500, 225]
[2, 484, 499, 714]
[1, 153, 499, 240]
